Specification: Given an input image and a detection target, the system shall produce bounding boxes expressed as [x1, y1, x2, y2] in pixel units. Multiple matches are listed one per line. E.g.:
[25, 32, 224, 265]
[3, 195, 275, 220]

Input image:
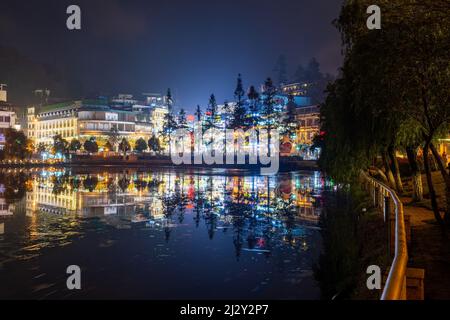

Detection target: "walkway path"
[401, 198, 450, 299]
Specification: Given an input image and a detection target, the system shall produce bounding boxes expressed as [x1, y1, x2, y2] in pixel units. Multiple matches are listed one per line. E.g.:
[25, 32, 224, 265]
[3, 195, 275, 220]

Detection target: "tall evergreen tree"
[195, 105, 203, 122]
[306, 58, 328, 103]
[273, 54, 288, 85]
[247, 85, 260, 128]
[231, 74, 247, 129]
[306, 58, 321, 82]
[294, 58, 330, 104]
[205, 94, 219, 130]
[163, 88, 177, 155]
[262, 78, 278, 156]
[294, 64, 307, 83]
[204, 94, 219, 152]
[283, 93, 298, 138]
[178, 108, 187, 128]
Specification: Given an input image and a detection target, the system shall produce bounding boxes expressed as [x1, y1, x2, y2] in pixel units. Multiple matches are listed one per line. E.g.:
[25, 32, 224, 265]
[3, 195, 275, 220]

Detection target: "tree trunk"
[388, 145, 404, 194]
[423, 143, 444, 226]
[369, 166, 389, 185]
[406, 146, 423, 202]
[429, 142, 450, 224]
[382, 152, 396, 189]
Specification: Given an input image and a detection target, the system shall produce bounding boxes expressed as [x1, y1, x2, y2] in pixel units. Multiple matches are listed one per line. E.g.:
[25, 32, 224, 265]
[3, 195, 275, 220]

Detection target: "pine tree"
[205, 94, 218, 130]
[178, 108, 187, 128]
[204, 94, 219, 152]
[195, 105, 202, 122]
[262, 78, 278, 156]
[247, 85, 260, 128]
[273, 54, 288, 85]
[163, 88, 177, 155]
[230, 74, 247, 129]
[294, 64, 307, 83]
[283, 93, 298, 138]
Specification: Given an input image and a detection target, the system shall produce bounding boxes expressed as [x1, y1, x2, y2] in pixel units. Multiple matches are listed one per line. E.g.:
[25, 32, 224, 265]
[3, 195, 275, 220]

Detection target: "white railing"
[360, 171, 408, 300]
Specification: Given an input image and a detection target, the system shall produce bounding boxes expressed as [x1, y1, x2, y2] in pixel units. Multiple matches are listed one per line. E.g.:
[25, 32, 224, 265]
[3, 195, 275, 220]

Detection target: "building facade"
[27, 103, 79, 145]
[295, 105, 320, 146]
[27, 100, 137, 147]
[281, 83, 308, 96]
[26, 97, 170, 149]
[0, 86, 19, 149]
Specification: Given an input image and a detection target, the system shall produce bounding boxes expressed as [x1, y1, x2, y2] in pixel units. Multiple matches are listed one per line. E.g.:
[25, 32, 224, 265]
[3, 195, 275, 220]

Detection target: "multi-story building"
[295, 105, 320, 145]
[0, 109, 17, 134]
[132, 104, 168, 135]
[142, 93, 166, 107]
[0, 109, 19, 150]
[149, 106, 169, 134]
[78, 101, 136, 138]
[0, 86, 19, 149]
[111, 94, 139, 109]
[0, 84, 7, 102]
[27, 102, 79, 145]
[281, 82, 308, 96]
[27, 100, 136, 147]
[293, 105, 320, 159]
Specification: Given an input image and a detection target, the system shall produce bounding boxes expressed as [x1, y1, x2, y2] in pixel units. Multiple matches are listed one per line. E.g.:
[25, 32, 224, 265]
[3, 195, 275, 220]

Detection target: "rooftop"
[39, 101, 78, 113]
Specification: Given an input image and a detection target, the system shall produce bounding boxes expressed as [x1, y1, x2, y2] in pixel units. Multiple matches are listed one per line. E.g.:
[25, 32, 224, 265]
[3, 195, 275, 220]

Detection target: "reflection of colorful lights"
[4, 170, 324, 232]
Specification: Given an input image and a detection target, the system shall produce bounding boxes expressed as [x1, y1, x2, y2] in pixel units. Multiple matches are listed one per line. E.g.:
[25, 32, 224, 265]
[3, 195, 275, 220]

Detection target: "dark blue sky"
[0, 0, 343, 111]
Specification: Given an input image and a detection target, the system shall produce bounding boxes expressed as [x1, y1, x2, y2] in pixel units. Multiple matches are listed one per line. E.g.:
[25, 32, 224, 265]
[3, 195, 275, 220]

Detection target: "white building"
[0, 85, 19, 149]
[0, 198, 14, 216]
[0, 84, 7, 102]
[142, 93, 166, 107]
[27, 100, 136, 146]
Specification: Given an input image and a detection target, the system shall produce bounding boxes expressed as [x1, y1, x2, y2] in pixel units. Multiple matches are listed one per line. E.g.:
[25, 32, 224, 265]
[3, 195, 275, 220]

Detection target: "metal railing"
[360, 171, 408, 300]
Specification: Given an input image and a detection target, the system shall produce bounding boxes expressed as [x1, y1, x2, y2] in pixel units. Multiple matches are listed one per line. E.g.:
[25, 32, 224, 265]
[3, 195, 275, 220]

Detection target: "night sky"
[0, 0, 343, 111]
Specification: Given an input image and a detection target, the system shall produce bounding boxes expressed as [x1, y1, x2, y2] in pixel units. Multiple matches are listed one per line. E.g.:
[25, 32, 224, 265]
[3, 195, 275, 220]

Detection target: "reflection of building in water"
[25, 177, 165, 219]
[23, 171, 324, 227]
[27, 180, 80, 216]
[0, 198, 14, 216]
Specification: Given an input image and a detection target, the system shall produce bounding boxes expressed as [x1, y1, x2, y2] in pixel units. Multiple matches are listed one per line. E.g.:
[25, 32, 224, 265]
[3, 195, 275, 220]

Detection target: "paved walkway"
[401, 198, 450, 299]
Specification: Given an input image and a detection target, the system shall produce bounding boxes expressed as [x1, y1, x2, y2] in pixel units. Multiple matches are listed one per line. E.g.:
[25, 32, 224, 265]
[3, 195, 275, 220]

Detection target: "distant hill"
[0, 46, 73, 106]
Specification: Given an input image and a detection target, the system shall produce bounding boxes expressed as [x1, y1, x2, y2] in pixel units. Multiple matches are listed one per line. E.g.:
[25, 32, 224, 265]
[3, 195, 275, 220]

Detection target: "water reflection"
[0, 168, 328, 299]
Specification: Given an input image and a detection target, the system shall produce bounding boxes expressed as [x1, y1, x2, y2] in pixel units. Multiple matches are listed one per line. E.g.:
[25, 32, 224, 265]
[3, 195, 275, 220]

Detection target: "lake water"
[0, 168, 328, 299]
